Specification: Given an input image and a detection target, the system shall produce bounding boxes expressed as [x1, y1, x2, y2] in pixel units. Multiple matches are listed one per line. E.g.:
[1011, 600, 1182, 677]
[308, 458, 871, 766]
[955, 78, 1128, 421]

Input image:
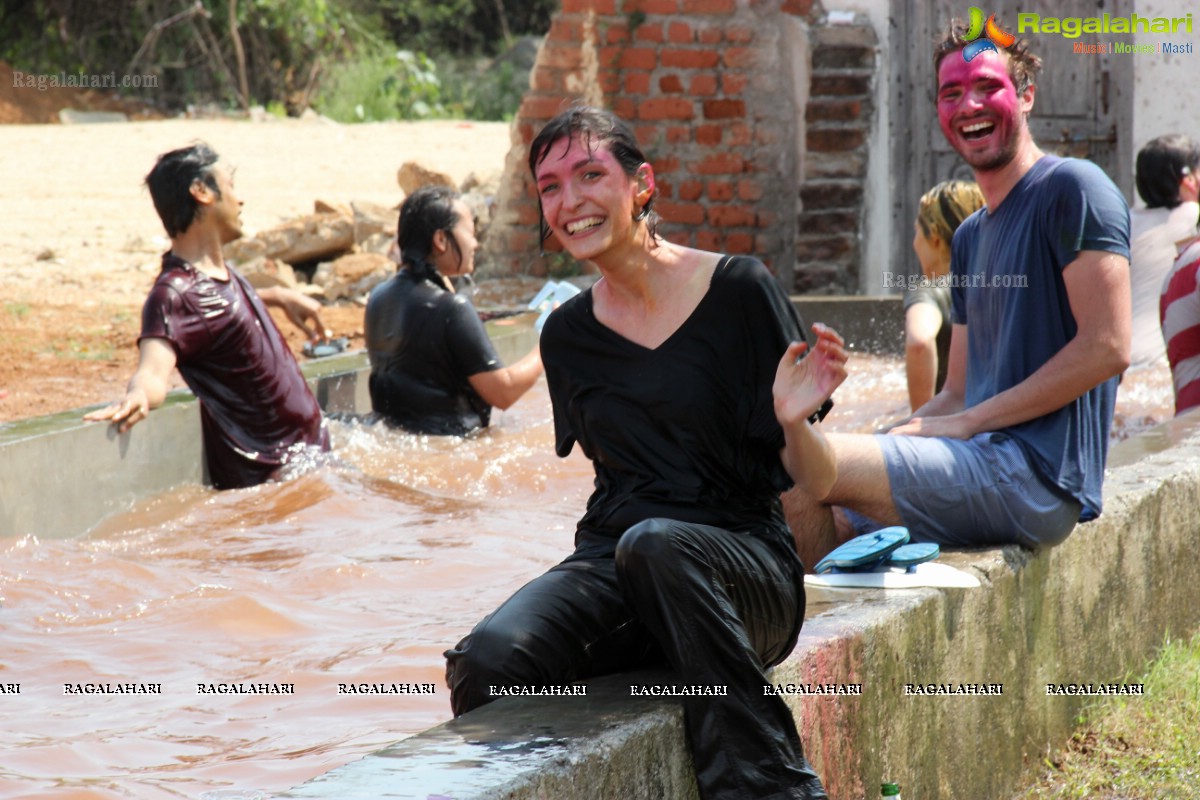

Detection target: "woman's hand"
[773, 323, 848, 428]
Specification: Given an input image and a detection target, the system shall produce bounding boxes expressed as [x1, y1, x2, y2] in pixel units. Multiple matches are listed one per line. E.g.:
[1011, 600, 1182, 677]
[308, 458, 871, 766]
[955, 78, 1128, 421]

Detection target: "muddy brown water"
[0, 355, 1173, 799]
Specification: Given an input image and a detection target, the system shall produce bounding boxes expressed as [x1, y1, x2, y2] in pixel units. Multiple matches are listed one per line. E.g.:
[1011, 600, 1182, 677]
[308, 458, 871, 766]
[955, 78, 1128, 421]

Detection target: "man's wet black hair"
[145, 142, 222, 238]
[397, 185, 463, 287]
[527, 105, 659, 241]
[1136, 134, 1200, 209]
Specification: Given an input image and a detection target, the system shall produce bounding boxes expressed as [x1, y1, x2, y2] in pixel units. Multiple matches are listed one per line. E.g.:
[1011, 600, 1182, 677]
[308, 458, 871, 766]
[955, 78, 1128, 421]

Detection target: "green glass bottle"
[881, 782, 901, 799]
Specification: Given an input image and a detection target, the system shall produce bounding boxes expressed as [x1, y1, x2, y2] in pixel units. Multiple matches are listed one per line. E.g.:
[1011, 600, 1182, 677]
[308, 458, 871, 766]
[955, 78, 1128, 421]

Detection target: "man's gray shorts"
[844, 432, 1083, 549]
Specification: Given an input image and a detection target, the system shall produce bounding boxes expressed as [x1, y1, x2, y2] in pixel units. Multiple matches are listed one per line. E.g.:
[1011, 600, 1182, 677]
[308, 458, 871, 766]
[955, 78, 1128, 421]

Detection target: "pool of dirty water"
[0, 354, 1174, 800]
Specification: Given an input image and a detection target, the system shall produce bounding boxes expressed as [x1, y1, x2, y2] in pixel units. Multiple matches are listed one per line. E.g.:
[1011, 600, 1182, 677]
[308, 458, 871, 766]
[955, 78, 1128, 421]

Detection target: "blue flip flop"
[303, 337, 349, 359]
[883, 542, 940, 572]
[814, 526, 910, 574]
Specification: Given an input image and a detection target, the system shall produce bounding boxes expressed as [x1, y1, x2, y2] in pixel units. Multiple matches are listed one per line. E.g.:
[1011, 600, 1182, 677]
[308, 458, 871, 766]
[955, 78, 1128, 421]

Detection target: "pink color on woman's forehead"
[535, 134, 617, 182]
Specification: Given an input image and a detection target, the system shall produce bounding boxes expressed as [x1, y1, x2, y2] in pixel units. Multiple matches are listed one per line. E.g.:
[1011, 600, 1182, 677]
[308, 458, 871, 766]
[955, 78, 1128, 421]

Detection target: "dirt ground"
[0, 78, 514, 423]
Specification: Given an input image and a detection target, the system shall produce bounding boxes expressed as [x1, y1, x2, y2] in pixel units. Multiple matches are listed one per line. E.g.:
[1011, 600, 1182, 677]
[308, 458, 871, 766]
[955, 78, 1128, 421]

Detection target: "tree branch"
[227, 0, 250, 109]
[126, 0, 209, 77]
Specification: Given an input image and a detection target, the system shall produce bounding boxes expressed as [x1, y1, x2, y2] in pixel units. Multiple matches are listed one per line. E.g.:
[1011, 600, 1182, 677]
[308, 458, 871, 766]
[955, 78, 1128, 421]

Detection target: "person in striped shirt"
[1161, 235, 1200, 415]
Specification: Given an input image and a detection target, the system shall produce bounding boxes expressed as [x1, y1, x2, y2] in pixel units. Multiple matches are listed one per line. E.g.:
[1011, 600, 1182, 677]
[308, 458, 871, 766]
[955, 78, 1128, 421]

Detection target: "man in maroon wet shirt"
[85, 143, 331, 489]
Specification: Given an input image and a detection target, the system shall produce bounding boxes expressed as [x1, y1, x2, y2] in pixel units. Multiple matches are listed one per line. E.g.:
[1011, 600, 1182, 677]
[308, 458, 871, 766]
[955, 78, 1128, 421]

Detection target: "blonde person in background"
[905, 180, 984, 412]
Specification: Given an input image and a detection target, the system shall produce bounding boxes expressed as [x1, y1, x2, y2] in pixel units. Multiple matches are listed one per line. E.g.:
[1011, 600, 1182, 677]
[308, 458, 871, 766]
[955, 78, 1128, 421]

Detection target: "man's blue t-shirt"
[950, 156, 1130, 520]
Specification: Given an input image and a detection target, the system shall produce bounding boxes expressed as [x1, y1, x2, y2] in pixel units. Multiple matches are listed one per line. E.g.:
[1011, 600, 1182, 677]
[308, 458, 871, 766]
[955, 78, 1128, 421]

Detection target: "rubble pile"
[223, 160, 502, 304]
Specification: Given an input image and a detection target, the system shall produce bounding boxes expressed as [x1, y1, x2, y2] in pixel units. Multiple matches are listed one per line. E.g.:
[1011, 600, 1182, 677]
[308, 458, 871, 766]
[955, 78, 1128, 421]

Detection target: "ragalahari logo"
[962, 7, 1016, 61]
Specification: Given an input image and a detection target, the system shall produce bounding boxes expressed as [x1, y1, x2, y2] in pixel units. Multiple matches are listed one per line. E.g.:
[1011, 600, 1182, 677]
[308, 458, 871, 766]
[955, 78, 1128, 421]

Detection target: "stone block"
[781, 0, 816, 16]
[806, 98, 865, 124]
[397, 162, 456, 194]
[358, 232, 398, 259]
[797, 210, 859, 235]
[794, 234, 855, 262]
[806, 127, 866, 152]
[351, 200, 397, 245]
[313, 252, 393, 302]
[237, 256, 298, 289]
[460, 170, 503, 196]
[706, 204, 756, 227]
[799, 181, 863, 210]
[804, 152, 867, 180]
[702, 99, 745, 119]
[791, 263, 853, 294]
[314, 199, 352, 216]
[812, 44, 876, 71]
[808, 73, 872, 97]
[662, 49, 721, 70]
[223, 212, 355, 267]
[460, 190, 497, 237]
[812, 21, 878, 47]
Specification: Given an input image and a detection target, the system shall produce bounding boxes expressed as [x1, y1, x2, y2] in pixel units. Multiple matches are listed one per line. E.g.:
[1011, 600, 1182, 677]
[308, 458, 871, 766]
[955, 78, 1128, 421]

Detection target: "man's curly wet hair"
[934, 17, 1043, 95]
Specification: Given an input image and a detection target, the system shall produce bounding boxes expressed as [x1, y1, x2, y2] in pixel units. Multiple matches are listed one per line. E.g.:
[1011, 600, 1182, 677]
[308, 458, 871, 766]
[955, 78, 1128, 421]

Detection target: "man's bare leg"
[783, 433, 906, 572]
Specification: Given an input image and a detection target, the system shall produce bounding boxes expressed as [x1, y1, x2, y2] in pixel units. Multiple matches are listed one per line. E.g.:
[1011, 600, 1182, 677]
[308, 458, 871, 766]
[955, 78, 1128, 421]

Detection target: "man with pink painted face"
[786, 23, 1131, 561]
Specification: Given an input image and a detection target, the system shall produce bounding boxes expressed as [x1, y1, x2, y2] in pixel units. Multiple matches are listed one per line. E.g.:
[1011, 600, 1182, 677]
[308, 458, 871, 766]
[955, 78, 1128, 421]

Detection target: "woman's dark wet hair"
[1136, 134, 1200, 209]
[397, 185, 463, 287]
[145, 142, 222, 238]
[527, 105, 659, 241]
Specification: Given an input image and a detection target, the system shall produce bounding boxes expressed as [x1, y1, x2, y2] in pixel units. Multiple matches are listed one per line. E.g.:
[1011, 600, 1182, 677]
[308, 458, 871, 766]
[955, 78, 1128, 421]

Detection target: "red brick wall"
[482, 1, 877, 295]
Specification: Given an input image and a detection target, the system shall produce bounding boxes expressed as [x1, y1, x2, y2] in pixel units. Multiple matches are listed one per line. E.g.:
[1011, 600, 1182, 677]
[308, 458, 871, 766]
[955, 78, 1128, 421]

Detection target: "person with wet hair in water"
[444, 106, 844, 800]
[85, 142, 332, 490]
[364, 185, 543, 435]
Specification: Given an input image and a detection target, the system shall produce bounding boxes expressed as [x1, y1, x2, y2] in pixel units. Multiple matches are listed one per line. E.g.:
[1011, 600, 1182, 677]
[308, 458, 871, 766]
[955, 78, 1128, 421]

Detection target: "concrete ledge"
[0, 315, 540, 538]
[279, 415, 1200, 799]
[790, 420, 1200, 797]
[282, 674, 700, 800]
[0, 393, 205, 539]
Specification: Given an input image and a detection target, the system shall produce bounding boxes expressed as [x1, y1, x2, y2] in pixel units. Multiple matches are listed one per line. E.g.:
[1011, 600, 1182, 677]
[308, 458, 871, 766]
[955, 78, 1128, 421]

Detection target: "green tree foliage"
[378, 0, 555, 57]
[1, 0, 376, 110]
[315, 48, 445, 122]
[0, 0, 553, 118]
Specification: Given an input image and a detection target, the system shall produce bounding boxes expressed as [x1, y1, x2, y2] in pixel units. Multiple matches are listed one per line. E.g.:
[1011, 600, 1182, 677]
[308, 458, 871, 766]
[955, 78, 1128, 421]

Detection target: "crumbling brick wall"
[796, 20, 877, 294]
[480, 0, 876, 295]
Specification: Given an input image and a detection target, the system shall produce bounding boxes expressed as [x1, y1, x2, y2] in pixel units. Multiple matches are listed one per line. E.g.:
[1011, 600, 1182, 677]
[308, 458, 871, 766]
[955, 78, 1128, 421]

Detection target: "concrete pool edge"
[277, 416, 1200, 799]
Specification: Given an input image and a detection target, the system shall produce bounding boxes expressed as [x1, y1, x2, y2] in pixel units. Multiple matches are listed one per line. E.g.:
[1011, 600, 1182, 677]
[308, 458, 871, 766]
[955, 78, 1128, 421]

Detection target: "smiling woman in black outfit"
[445, 107, 846, 800]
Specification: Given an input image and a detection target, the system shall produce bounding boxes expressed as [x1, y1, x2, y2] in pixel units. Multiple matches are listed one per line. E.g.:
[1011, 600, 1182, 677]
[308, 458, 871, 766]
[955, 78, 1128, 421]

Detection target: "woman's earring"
[633, 205, 649, 222]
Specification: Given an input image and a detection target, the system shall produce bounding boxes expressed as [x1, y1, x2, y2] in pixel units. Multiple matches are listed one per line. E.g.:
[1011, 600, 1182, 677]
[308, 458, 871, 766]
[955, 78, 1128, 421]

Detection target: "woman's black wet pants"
[445, 518, 828, 800]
